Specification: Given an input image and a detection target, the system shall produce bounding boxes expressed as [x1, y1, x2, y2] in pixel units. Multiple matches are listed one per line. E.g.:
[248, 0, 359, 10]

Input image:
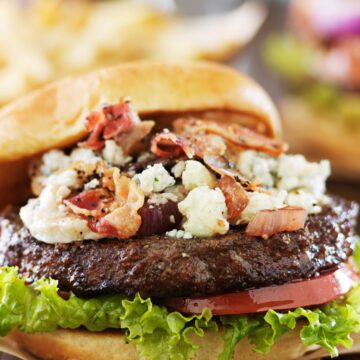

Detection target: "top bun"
[0, 62, 281, 207]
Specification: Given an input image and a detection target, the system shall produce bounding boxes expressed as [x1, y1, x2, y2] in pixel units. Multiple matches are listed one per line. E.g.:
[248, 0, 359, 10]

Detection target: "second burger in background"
[265, 0, 360, 180]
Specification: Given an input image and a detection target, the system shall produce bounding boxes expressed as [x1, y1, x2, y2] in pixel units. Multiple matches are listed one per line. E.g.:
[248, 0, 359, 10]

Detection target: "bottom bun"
[5, 327, 327, 360]
[280, 96, 360, 181]
[8, 328, 360, 360]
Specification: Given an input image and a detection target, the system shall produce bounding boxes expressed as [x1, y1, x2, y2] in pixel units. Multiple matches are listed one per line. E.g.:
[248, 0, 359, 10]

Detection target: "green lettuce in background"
[264, 35, 360, 130]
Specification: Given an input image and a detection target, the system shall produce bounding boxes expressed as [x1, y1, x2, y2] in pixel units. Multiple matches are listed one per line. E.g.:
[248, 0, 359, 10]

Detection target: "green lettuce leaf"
[1, 265, 360, 360]
[218, 287, 360, 359]
[0, 267, 215, 360]
[263, 35, 314, 82]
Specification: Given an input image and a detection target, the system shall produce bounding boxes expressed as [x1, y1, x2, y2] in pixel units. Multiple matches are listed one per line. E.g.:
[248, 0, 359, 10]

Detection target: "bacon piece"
[80, 111, 106, 151]
[174, 118, 287, 156]
[203, 153, 259, 191]
[80, 100, 154, 154]
[103, 102, 137, 139]
[117, 120, 155, 155]
[151, 132, 195, 159]
[190, 134, 227, 158]
[88, 218, 119, 238]
[245, 206, 308, 237]
[65, 166, 144, 239]
[66, 189, 111, 215]
[217, 176, 249, 225]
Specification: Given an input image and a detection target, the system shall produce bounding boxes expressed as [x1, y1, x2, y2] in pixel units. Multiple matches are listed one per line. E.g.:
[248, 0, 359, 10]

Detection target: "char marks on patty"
[0, 197, 358, 299]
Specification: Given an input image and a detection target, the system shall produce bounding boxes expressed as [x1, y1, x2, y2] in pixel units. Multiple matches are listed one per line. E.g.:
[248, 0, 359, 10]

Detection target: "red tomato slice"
[162, 266, 358, 315]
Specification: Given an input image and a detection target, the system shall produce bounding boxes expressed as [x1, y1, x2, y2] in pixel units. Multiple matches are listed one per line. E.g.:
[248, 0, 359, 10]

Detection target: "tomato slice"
[162, 266, 358, 315]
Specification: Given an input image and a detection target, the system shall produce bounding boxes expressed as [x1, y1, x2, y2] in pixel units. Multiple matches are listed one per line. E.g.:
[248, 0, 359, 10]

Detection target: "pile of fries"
[0, 0, 266, 105]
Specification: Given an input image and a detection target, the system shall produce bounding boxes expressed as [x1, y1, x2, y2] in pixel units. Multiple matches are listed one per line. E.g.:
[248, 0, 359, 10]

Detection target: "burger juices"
[0, 63, 359, 360]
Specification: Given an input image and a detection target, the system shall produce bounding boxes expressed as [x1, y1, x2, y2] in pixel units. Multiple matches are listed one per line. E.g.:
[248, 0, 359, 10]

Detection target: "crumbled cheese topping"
[84, 178, 100, 190]
[237, 151, 331, 217]
[148, 192, 178, 205]
[166, 229, 193, 239]
[178, 186, 229, 237]
[37, 148, 100, 189]
[171, 161, 186, 178]
[136, 164, 175, 194]
[181, 160, 217, 191]
[276, 155, 330, 197]
[237, 151, 277, 188]
[240, 190, 288, 223]
[70, 148, 101, 165]
[20, 169, 102, 244]
[102, 140, 131, 167]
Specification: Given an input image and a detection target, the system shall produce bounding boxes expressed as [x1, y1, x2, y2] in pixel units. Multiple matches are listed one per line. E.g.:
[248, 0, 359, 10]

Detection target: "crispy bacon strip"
[118, 120, 155, 155]
[174, 118, 288, 156]
[65, 188, 112, 216]
[80, 100, 154, 154]
[103, 102, 137, 139]
[80, 111, 106, 151]
[65, 166, 144, 239]
[151, 132, 195, 159]
[203, 153, 259, 191]
[217, 176, 249, 225]
[245, 206, 308, 237]
[151, 130, 260, 190]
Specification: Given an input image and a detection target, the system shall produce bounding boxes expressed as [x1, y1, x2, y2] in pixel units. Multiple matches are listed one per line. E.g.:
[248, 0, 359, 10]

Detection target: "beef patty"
[0, 197, 358, 299]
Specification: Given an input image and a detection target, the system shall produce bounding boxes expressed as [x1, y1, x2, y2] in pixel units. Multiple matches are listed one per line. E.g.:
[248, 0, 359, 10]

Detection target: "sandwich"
[264, 0, 360, 180]
[0, 62, 359, 360]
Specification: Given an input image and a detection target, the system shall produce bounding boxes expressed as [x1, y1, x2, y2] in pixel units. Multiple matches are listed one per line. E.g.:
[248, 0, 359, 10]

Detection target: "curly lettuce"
[0, 260, 360, 360]
[0, 267, 215, 360]
[218, 289, 360, 360]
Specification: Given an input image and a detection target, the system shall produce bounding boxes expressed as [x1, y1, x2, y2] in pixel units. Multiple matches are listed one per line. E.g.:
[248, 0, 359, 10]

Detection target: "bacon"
[66, 189, 111, 215]
[80, 112, 106, 151]
[103, 101, 139, 139]
[217, 176, 249, 225]
[245, 206, 308, 237]
[203, 153, 259, 191]
[117, 120, 155, 155]
[151, 132, 195, 159]
[173, 118, 287, 156]
[80, 100, 154, 154]
[190, 134, 226, 158]
[65, 166, 145, 239]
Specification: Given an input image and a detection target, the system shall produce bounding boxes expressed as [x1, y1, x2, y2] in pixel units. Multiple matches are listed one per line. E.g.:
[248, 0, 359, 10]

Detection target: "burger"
[264, 0, 360, 180]
[0, 62, 359, 360]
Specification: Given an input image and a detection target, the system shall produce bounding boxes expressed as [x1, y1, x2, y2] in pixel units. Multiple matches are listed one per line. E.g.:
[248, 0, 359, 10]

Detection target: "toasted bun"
[9, 328, 360, 360]
[0, 61, 281, 208]
[280, 96, 360, 181]
[7, 327, 326, 360]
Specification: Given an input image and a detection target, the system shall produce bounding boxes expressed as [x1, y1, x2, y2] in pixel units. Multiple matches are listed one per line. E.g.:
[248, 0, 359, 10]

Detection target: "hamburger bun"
[1, 62, 358, 360]
[0, 61, 280, 208]
[9, 327, 360, 360]
[280, 96, 360, 181]
[5, 327, 321, 360]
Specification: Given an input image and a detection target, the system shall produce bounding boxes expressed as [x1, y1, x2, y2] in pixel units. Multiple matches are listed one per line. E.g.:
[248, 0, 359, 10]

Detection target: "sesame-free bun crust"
[9, 328, 360, 360]
[0, 61, 281, 208]
[7, 327, 329, 360]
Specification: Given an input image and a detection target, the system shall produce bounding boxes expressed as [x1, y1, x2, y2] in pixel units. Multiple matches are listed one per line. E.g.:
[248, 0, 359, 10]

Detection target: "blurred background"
[0, 2, 359, 359]
[0, 0, 358, 216]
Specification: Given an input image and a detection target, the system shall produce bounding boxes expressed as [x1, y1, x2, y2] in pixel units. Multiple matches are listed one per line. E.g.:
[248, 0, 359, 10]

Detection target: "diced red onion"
[137, 200, 182, 237]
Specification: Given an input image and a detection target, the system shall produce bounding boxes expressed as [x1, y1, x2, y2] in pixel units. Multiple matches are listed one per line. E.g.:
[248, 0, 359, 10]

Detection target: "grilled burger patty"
[0, 196, 358, 299]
